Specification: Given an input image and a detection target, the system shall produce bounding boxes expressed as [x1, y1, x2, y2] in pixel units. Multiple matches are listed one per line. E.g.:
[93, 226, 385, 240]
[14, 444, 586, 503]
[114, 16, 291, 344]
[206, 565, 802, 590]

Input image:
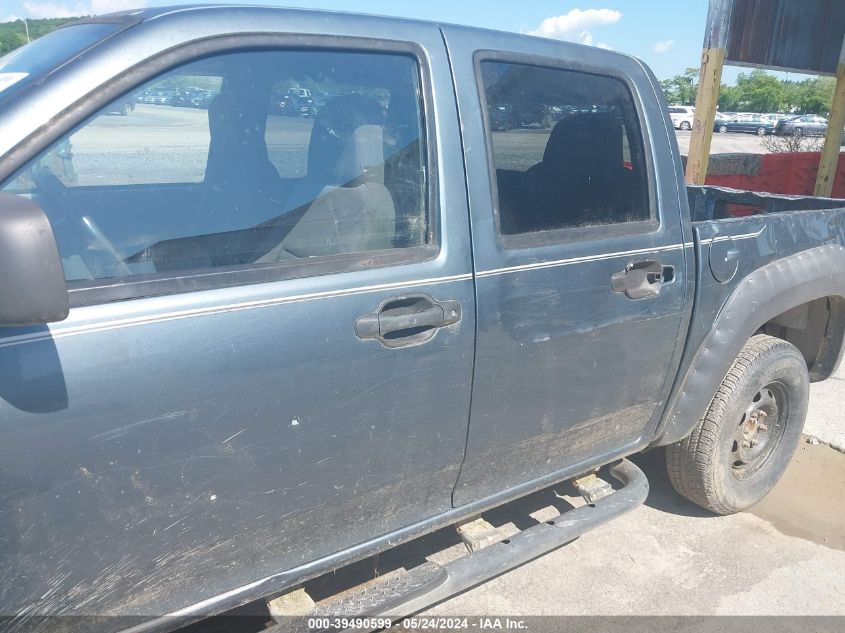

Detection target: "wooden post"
[814, 37, 845, 198]
[685, 0, 732, 185]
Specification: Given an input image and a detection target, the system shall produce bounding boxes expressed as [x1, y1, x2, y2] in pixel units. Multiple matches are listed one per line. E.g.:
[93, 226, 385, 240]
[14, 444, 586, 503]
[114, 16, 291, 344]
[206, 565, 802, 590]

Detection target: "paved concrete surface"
[424, 362, 845, 618]
[674, 129, 845, 156]
[427, 443, 845, 616]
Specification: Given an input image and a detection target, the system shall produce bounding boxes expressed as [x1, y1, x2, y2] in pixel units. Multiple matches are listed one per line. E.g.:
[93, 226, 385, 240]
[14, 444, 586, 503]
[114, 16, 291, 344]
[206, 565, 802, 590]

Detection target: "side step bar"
[269, 459, 648, 631]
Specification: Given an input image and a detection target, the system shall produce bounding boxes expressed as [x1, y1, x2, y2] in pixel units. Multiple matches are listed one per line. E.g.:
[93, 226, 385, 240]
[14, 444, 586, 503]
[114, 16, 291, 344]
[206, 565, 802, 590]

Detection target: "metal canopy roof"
[724, 0, 845, 76]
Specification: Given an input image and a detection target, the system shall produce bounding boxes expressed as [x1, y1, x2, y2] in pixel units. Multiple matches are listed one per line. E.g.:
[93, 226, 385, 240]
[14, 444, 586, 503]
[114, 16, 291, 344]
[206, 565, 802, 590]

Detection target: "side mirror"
[0, 192, 69, 326]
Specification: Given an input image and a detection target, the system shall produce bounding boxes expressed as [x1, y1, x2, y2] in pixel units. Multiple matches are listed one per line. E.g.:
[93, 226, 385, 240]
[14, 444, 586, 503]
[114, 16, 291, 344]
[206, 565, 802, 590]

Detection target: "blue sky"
[0, 0, 814, 83]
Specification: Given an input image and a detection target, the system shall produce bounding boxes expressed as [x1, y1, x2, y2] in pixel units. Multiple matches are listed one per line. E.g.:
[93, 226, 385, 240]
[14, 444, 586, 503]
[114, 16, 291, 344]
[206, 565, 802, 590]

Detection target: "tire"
[666, 334, 809, 515]
[680, 120, 692, 131]
[793, 127, 804, 137]
[121, 103, 131, 116]
[718, 124, 728, 134]
[756, 127, 767, 136]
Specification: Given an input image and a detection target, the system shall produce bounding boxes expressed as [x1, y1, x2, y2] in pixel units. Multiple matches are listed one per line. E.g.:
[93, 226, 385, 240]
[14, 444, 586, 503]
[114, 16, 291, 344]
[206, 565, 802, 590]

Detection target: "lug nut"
[742, 440, 751, 449]
[758, 423, 768, 432]
[750, 439, 758, 447]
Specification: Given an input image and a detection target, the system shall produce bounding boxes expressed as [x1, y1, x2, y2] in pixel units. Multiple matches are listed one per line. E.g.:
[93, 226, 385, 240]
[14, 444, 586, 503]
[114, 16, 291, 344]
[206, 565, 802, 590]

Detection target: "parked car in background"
[776, 114, 828, 136]
[669, 105, 695, 130]
[144, 90, 177, 105]
[279, 87, 316, 117]
[104, 97, 134, 116]
[718, 114, 776, 135]
[190, 89, 215, 108]
[713, 111, 731, 132]
[170, 88, 197, 107]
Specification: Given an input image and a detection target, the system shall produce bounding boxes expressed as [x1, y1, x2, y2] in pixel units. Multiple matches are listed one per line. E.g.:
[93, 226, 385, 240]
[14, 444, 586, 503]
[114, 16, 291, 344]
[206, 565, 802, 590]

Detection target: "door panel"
[0, 268, 474, 616]
[442, 26, 690, 505]
[0, 24, 474, 622]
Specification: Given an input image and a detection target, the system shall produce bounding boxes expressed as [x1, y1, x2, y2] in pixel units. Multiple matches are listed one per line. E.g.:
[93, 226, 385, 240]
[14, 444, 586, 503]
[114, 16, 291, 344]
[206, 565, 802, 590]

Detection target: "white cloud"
[596, 42, 613, 50]
[528, 8, 622, 47]
[23, 0, 144, 19]
[2, 14, 21, 22]
[652, 39, 675, 54]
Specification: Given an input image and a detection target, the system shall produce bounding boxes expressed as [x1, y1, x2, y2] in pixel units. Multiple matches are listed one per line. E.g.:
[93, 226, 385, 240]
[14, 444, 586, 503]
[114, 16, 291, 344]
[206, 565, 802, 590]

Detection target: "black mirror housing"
[0, 192, 69, 326]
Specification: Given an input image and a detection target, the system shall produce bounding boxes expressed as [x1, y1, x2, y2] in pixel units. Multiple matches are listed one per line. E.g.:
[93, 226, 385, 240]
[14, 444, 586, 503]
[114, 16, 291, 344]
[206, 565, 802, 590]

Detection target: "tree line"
[0, 17, 82, 56]
[661, 68, 836, 115]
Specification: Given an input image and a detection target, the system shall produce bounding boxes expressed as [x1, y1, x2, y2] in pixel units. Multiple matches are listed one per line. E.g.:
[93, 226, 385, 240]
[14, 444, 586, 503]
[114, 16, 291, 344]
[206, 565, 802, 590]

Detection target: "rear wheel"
[680, 120, 692, 131]
[666, 335, 809, 515]
[793, 127, 804, 137]
[121, 102, 131, 116]
[718, 124, 728, 134]
[756, 126, 767, 136]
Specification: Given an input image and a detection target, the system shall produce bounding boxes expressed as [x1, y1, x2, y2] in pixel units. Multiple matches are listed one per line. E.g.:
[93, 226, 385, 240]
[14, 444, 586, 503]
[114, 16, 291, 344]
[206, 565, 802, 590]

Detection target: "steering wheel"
[31, 166, 133, 278]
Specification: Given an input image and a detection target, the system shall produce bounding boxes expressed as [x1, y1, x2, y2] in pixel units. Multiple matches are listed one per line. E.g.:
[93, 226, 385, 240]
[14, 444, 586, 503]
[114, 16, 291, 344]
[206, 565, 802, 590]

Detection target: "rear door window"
[478, 60, 651, 239]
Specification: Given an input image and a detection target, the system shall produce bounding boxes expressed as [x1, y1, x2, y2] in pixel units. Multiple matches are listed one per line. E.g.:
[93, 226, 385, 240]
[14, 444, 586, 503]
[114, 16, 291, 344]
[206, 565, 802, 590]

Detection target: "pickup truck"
[1, 6, 844, 632]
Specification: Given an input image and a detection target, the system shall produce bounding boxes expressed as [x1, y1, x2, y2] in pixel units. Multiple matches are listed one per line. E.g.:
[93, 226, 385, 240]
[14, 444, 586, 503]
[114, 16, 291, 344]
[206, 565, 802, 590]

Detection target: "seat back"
[281, 94, 385, 214]
[500, 113, 631, 233]
[198, 92, 282, 232]
[267, 124, 396, 259]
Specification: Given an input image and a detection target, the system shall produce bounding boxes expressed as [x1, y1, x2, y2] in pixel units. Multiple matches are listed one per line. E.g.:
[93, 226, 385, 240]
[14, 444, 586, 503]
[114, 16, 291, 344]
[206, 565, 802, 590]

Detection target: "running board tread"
[269, 459, 648, 632]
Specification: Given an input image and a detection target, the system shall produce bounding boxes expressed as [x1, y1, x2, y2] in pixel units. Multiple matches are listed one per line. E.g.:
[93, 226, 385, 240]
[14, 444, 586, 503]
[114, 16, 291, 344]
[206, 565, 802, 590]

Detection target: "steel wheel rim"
[731, 381, 789, 479]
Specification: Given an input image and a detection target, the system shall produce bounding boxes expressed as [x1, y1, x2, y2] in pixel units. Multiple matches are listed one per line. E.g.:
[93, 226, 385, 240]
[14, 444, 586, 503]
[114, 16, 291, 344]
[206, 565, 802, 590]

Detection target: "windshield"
[0, 23, 121, 99]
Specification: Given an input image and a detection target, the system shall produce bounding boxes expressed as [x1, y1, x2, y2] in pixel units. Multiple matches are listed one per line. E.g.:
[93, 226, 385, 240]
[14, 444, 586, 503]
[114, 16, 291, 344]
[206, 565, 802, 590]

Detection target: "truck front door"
[0, 26, 474, 621]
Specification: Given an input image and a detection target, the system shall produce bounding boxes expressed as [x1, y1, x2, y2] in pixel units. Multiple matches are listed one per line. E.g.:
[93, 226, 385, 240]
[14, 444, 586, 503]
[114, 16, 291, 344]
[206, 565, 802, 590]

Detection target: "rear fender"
[653, 244, 845, 446]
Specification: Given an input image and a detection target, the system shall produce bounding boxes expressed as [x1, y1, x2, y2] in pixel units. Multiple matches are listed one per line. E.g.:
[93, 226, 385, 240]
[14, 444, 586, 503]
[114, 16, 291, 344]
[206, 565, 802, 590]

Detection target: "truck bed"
[688, 184, 845, 222]
[652, 185, 845, 446]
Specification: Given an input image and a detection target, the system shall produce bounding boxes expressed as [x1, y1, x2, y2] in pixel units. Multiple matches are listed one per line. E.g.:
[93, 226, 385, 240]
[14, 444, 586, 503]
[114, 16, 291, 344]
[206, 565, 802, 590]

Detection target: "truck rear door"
[442, 27, 690, 504]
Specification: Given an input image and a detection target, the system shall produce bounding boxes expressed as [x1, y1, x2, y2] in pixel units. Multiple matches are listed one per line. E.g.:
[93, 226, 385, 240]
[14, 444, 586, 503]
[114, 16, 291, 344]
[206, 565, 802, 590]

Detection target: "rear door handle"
[355, 295, 461, 348]
[611, 259, 675, 300]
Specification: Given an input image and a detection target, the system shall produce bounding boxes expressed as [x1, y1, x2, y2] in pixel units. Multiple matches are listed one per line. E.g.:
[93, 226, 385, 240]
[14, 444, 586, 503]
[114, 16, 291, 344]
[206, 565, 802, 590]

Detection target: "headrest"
[333, 125, 385, 187]
[205, 92, 273, 186]
[307, 94, 383, 182]
[206, 92, 267, 154]
[542, 112, 623, 167]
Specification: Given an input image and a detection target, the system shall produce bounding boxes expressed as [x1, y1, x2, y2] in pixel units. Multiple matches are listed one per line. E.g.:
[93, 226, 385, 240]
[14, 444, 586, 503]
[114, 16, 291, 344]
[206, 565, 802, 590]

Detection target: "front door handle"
[611, 259, 675, 300]
[355, 294, 461, 348]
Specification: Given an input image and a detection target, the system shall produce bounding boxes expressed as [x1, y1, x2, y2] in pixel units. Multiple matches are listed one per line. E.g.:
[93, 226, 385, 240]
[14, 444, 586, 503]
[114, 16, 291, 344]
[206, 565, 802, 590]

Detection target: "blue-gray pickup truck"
[1, 6, 844, 632]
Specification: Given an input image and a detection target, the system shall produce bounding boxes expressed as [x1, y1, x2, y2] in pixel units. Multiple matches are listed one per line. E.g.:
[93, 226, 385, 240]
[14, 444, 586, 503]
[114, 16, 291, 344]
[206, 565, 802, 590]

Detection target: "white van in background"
[669, 105, 695, 130]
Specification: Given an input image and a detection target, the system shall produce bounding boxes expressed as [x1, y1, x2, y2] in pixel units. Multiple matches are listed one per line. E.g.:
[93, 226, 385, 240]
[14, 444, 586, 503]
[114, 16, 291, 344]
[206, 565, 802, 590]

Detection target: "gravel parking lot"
[63, 104, 312, 185]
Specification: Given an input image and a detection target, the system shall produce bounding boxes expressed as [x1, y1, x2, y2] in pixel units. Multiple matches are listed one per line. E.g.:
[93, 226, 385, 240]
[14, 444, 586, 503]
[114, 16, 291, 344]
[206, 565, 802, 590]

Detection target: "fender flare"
[653, 244, 845, 446]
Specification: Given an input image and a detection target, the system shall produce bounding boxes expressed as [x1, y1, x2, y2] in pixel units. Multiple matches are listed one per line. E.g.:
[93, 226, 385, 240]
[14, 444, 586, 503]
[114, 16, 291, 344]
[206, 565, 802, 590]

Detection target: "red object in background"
[704, 152, 845, 198]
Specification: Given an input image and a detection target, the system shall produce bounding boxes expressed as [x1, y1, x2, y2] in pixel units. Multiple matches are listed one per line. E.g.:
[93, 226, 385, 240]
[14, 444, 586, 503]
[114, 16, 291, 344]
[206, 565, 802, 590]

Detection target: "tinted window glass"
[0, 23, 121, 99]
[3, 48, 428, 284]
[480, 60, 650, 237]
